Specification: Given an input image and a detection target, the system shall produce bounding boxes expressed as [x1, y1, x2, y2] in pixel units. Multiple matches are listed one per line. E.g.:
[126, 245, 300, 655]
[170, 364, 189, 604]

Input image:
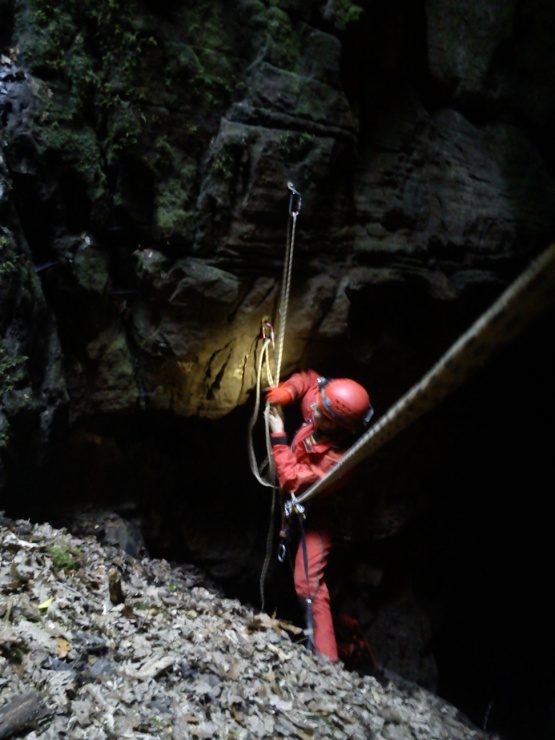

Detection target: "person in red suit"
[265, 369, 373, 662]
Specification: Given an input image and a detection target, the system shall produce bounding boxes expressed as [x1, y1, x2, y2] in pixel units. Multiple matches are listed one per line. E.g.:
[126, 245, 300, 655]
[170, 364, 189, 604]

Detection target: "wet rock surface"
[0, 514, 501, 740]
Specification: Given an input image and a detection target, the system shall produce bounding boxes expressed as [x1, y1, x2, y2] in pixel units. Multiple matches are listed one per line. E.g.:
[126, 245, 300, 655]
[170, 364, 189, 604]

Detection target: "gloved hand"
[268, 407, 285, 434]
[265, 383, 295, 406]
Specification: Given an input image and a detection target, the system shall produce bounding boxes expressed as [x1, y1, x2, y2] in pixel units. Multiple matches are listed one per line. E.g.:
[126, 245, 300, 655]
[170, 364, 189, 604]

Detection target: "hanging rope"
[247, 183, 302, 487]
[274, 183, 301, 384]
[248, 183, 302, 612]
[246, 325, 279, 612]
[293, 241, 555, 506]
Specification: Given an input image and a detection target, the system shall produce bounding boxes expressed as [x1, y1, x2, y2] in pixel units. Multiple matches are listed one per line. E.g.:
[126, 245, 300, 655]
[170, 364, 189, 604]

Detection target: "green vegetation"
[0, 335, 27, 448]
[48, 544, 83, 571]
[0, 233, 17, 276]
[0, 643, 24, 663]
[278, 130, 316, 160]
[265, 5, 300, 67]
[154, 180, 195, 240]
[0, 346, 27, 394]
[332, 0, 365, 30]
[16, 0, 159, 164]
[0, 415, 9, 448]
[211, 148, 235, 176]
[14, 0, 239, 166]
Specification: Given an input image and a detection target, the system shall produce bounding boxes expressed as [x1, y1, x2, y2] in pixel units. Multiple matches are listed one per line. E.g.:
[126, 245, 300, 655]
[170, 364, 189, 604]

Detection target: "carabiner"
[260, 318, 275, 343]
[284, 495, 304, 519]
[266, 322, 274, 344]
[287, 182, 302, 217]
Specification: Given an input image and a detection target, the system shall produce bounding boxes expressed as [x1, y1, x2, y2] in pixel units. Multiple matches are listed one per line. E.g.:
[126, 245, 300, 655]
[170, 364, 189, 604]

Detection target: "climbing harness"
[277, 494, 305, 563]
[249, 183, 302, 612]
[292, 241, 555, 507]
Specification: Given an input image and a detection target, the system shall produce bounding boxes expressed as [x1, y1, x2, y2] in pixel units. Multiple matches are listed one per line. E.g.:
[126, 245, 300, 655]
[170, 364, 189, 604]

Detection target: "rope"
[259, 480, 278, 611]
[248, 336, 277, 612]
[250, 183, 302, 612]
[274, 183, 301, 384]
[247, 336, 277, 489]
[247, 183, 302, 488]
[295, 241, 555, 506]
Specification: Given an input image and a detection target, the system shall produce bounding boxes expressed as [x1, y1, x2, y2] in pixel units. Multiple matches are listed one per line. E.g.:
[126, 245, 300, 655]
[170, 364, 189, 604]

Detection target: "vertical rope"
[254, 184, 302, 612]
[259, 483, 278, 612]
[274, 208, 297, 385]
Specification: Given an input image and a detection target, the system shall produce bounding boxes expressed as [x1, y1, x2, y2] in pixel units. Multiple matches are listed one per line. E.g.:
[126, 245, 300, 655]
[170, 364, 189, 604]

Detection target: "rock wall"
[1, 2, 554, 738]
[1, 0, 554, 435]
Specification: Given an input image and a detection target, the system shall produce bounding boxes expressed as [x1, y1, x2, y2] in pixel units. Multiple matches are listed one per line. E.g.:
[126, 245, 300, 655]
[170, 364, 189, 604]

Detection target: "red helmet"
[317, 377, 373, 431]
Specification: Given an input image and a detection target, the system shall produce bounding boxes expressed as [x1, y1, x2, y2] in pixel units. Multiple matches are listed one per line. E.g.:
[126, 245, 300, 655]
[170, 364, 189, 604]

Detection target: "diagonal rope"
[295, 242, 555, 506]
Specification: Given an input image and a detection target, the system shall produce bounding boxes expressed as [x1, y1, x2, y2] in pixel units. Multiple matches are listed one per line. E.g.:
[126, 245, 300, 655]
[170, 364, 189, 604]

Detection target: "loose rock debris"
[0, 514, 502, 739]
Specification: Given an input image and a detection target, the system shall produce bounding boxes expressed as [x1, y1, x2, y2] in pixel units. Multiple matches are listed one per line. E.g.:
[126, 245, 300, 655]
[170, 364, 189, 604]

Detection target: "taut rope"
[295, 242, 555, 506]
[274, 183, 301, 385]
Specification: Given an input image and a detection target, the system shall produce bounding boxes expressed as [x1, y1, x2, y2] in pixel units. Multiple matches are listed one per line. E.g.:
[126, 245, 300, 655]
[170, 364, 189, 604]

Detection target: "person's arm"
[265, 369, 320, 406]
[268, 408, 343, 493]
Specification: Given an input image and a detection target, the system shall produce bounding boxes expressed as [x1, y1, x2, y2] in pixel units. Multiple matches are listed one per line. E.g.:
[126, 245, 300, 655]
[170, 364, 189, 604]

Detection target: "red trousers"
[294, 528, 338, 662]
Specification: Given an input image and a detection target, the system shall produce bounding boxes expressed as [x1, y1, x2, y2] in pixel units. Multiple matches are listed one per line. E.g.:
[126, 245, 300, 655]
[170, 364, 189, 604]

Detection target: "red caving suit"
[270, 369, 352, 662]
